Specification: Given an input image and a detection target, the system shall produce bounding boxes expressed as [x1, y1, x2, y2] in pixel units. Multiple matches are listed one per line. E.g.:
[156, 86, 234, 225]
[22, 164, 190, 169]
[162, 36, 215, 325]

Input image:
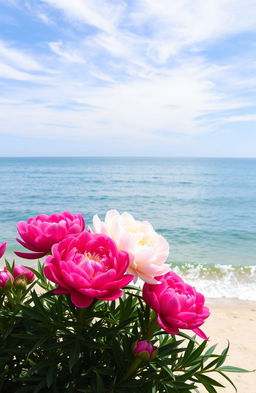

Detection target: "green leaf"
[215, 342, 229, 368]
[46, 362, 56, 388]
[204, 344, 218, 358]
[158, 340, 184, 357]
[69, 340, 81, 370]
[94, 371, 105, 393]
[195, 373, 224, 388]
[179, 336, 195, 365]
[195, 375, 218, 393]
[160, 364, 175, 380]
[34, 379, 47, 393]
[217, 370, 238, 391]
[183, 340, 207, 365]
[217, 366, 250, 373]
[203, 356, 223, 371]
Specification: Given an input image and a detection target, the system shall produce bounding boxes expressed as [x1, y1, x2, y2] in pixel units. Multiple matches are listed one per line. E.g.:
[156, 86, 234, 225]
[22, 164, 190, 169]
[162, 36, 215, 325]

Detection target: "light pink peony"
[44, 231, 134, 308]
[4, 265, 35, 283]
[133, 340, 155, 360]
[0, 270, 13, 288]
[143, 272, 210, 340]
[15, 211, 85, 259]
[93, 210, 170, 284]
[0, 242, 7, 258]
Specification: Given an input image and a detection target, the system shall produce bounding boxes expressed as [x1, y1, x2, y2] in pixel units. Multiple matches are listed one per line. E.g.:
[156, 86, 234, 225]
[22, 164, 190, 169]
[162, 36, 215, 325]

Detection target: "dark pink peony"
[133, 340, 155, 360]
[0, 242, 7, 258]
[4, 265, 35, 283]
[15, 211, 85, 259]
[0, 270, 13, 288]
[44, 231, 134, 308]
[143, 272, 210, 340]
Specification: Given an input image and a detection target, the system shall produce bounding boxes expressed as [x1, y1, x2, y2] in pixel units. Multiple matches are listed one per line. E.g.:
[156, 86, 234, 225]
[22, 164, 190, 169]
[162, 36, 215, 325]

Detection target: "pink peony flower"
[0, 270, 13, 288]
[4, 265, 35, 283]
[15, 211, 85, 259]
[143, 272, 210, 340]
[133, 340, 155, 360]
[0, 242, 7, 258]
[93, 210, 170, 284]
[44, 231, 134, 308]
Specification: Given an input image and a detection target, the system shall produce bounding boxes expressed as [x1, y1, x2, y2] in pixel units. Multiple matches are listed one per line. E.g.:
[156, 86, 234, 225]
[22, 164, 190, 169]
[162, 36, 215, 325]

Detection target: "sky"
[0, 0, 256, 157]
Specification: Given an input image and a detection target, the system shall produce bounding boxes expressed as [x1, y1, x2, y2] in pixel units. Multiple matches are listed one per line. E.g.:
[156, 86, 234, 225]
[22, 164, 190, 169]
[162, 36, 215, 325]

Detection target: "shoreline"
[3, 252, 256, 303]
[207, 297, 256, 307]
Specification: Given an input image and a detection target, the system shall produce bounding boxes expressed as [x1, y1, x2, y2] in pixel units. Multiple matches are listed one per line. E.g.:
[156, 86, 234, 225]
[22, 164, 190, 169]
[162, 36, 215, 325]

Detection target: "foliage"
[0, 262, 248, 393]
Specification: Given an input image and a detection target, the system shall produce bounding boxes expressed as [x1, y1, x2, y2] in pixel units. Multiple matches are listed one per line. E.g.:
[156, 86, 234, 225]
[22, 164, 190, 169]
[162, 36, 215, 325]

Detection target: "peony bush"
[0, 211, 247, 393]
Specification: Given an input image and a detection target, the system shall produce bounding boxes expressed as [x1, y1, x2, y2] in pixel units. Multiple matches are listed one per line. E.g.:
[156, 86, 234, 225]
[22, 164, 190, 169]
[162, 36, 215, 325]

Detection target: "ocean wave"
[170, 262, 256, 301]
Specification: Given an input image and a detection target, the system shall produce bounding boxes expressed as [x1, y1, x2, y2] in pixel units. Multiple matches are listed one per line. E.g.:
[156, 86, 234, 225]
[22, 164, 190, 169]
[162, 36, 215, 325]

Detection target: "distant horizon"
[1, 155, 256, 159]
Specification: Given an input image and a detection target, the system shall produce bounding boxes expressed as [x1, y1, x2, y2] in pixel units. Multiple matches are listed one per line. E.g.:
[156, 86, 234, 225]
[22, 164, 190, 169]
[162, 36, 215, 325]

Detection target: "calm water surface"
[0, 157, 255, 299]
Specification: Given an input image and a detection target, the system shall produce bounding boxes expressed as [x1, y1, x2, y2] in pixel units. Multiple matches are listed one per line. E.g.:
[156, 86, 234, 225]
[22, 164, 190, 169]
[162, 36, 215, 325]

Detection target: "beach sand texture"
[201, 301, 256, 393]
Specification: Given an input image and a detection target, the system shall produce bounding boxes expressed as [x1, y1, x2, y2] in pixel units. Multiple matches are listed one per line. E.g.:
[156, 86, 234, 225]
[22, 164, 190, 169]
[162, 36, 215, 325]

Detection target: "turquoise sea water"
[0, 157, 255, 300]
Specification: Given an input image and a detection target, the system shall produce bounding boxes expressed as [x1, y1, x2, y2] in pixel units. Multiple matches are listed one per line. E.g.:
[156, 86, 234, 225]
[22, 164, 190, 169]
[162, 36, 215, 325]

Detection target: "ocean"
[0, 157, 255, 300]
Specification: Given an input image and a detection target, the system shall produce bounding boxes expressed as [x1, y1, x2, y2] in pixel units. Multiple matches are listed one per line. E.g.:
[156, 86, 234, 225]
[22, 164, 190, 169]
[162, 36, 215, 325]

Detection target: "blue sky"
[0, 0, 256, 157]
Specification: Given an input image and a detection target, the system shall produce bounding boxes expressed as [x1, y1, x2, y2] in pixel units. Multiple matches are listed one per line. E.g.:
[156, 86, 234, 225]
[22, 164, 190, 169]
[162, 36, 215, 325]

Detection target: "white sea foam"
[172, 264, 256, 301]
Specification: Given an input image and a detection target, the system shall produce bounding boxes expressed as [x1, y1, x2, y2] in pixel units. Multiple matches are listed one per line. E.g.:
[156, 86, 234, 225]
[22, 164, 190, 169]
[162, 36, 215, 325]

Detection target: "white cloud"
[224, 114, 256, 123]
[37, 12, 53, 25]
[0, 59, 235, 140]
[0, 41, 46, 72]
[42, 0, 125, 33]
[49, 41, 86, 63]
[0, 61, 35, 80]
[130, 0, 256, 61]
[1, 0, 256, 154]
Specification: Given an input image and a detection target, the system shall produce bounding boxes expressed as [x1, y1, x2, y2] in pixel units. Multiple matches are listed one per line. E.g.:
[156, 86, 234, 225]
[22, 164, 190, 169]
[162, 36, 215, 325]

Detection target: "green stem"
[77, 308, 87, 331]
[120, 312, 159, 383]
[142, 312, 159, 340]
[6, 291, 16, 311]
[121, 357, 143, 382]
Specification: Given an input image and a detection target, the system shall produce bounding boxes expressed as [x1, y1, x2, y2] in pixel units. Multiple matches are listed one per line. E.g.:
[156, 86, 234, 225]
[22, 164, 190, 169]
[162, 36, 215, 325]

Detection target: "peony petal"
[105, 209, 119, 224]
[0, 241, 7, 258]
[142, 286, 160, 312]
[164, 315, 187, 328]
[137, 272, 160, 284]
[193, 327, 209, 340]
[46, 223, 67, 241]
[177, 312, 196, 322]
[160, 293, 180, 315]
[92, 269, 116, 288]
[70, 272, 90, 288]
[157, 315, 179, 335]
[44, 264, 67, 288]
[79, 288, 108, 297]
[117, 229, 134, 253]
[16, 238, 41, 252]
[99, 289, 123, 301]
[92, 215, 109, 235]
[70, 292, 93, 308]
[103, 274, 134, 290]
[14, 251, 47, 259]
[115, 250, 130, 275]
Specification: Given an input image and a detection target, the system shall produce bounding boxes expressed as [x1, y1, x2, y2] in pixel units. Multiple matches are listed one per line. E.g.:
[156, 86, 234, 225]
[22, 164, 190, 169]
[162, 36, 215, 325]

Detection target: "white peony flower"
[93, 210, 170, 284]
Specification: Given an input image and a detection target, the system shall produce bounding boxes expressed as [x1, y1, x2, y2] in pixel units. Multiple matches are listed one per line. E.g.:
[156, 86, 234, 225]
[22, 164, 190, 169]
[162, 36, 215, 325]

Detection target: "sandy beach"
[201, 299, 256, 393]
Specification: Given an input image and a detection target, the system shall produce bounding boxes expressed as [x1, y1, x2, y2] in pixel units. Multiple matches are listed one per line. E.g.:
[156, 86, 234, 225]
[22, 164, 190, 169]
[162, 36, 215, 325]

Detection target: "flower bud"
[14, 278, 27, 291]
[0, 271, 13, 290]
[4, 265, 35, 283]
[133, 340, 156, 361]
[0, 242, 7, 258]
